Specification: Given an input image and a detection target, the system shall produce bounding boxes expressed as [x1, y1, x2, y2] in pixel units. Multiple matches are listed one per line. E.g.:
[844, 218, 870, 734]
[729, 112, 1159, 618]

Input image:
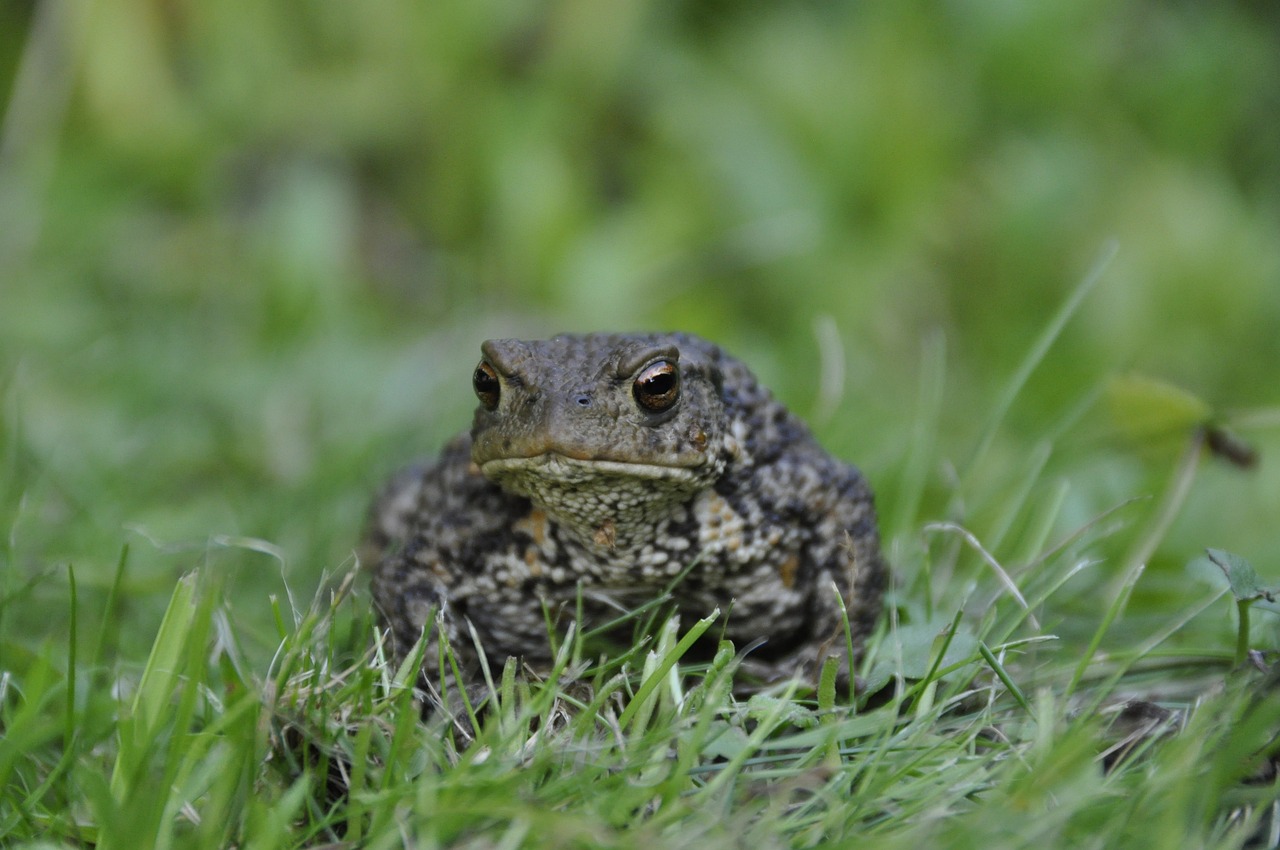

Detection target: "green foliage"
[3, 0, 1280, 846]
[1207, 548, 1279, 670]
[6, 545, 1277, 848]
[1209, 549, 1278, 607]
[1106, 373, 1213, 453]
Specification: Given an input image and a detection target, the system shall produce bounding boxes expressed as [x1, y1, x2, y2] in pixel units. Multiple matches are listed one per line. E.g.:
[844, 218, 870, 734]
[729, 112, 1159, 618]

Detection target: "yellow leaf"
[1105, 373, 1211, 446]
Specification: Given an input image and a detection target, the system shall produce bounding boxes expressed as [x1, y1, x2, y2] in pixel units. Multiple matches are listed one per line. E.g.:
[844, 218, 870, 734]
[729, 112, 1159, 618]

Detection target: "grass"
[3, 281, 1278, 848]
[3, 490, 1276, 848]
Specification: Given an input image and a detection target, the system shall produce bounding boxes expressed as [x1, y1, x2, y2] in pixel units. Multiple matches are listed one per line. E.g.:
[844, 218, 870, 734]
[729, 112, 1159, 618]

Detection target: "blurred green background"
[2, 0, 1278, 660]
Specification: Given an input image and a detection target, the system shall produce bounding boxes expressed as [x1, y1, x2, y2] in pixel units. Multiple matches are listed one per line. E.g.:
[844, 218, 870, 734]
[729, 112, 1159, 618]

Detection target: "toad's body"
[366, 333, 886, 695]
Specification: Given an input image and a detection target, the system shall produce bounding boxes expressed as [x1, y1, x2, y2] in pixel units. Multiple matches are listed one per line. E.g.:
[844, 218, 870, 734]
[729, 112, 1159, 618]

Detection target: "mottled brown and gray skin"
[365, 332, 886, 704]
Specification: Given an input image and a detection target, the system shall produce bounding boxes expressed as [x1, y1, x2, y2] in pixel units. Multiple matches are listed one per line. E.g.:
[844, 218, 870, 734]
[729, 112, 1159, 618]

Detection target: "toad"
[365, 332, 886, 703]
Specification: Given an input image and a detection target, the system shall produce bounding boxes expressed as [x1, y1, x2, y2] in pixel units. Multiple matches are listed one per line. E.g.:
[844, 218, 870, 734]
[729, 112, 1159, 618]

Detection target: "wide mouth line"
[479, 453, 698, 477]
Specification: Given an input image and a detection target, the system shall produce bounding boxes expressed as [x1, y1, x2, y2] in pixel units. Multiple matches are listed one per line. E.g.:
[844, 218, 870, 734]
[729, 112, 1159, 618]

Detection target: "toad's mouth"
[478, 452, 704, 484]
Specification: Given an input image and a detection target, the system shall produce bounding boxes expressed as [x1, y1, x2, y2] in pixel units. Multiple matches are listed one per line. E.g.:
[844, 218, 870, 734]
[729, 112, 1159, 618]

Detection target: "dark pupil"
[642, 372, 674, 396]
[474, 365, 499, 406]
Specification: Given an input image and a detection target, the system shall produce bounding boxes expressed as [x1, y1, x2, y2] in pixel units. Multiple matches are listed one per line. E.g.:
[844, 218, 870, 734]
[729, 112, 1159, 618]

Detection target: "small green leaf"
[744, 694, 819, 729]
[875, 618, 981, 682]
[696, 719, 751, 760]
[1106, 373, 1212, 447]
[1206, 549, 1277, 603]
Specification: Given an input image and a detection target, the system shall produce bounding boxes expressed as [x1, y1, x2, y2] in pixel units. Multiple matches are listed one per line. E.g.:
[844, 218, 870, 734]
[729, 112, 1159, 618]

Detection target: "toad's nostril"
[573, 393, 592, 407]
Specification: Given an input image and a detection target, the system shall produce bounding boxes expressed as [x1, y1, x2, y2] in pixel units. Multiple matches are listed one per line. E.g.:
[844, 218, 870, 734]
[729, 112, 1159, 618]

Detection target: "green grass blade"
[108, 572, 199, 799]
[978, 641, 1032, 718]
[64, 563, 77, 750]
[617, 610, 719, 730]
[968, 240, 1117, 476]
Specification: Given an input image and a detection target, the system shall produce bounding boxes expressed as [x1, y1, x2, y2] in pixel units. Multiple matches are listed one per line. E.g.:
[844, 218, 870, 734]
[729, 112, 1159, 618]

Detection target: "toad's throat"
[478, 453, 711, 551]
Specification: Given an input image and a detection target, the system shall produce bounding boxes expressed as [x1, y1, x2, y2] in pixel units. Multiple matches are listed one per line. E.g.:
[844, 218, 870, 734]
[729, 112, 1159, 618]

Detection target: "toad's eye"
[473, 361, 500, 410]
[633, 360, 680, 413]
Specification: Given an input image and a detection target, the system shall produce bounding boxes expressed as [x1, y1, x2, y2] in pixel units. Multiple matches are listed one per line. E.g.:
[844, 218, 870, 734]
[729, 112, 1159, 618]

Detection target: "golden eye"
[633, 360, 680, 412]
[473, 361, 500, 410]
